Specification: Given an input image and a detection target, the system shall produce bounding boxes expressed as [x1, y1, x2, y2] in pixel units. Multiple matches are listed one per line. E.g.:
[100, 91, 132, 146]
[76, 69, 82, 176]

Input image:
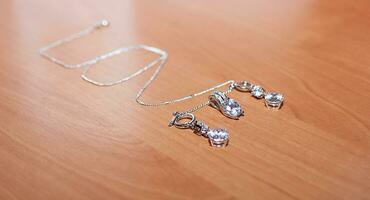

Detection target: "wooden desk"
[0, 0, 369, 199]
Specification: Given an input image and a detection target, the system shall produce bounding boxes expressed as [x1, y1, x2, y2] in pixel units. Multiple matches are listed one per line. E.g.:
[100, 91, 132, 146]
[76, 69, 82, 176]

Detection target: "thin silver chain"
[39, 20, 108, 69]
[39, 19, 236, 114]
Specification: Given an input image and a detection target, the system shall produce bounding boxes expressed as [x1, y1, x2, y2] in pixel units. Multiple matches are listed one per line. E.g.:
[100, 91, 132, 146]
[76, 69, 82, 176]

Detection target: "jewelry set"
[39, 19, 284, 148]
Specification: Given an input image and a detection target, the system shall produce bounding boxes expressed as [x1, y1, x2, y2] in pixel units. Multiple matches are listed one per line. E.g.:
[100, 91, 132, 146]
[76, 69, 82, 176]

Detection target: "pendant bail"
[209, 91, 244, 119]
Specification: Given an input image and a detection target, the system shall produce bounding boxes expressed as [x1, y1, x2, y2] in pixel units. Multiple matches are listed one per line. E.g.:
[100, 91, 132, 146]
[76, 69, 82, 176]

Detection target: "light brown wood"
[0, 0, 369, 199]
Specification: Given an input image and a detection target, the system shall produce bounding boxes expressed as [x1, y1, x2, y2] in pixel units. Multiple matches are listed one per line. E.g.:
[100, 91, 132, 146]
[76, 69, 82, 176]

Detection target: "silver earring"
[168, 112, 229, 147]
[209, 91, 244, 119]
[234, 81, 284, 109]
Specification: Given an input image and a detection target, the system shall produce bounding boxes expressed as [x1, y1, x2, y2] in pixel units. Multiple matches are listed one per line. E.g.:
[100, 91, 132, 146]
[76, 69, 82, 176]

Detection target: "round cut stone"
[207, 128, 229, 147]
[264, 92, 284, 109]
[251, 85, 265, 98]
[223, 99, 243, 118]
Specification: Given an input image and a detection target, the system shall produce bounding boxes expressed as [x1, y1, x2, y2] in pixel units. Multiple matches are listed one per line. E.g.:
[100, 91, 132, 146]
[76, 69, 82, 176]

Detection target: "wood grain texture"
[0, 0, 369, 199]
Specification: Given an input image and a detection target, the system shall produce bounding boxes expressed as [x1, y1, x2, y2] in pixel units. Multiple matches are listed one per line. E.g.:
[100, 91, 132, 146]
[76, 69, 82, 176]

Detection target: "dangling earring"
[168, 112, 229, 147]
[234, 81, 284, 109]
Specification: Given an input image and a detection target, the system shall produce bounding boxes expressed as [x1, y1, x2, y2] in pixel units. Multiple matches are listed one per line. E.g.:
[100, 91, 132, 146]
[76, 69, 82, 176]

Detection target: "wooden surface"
[0, 0, 370, 199]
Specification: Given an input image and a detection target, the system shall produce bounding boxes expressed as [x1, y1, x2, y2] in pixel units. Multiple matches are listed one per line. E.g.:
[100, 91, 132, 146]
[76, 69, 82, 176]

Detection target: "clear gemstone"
[207, 128, 229, 147]
[235, 81, 253, 92]
[200, 124, 209, 135]
[223, 99, 243, 118]
[264, 92, 284, 109]
[209, 91, 226, 110]
[251, 85, 265, 98]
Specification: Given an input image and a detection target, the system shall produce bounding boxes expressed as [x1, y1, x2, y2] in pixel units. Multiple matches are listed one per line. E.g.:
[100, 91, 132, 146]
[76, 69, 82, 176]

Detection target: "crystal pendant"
[207, 128, 229, 147]
[264, 92, 284, 109]
[209, 91, 244, 119]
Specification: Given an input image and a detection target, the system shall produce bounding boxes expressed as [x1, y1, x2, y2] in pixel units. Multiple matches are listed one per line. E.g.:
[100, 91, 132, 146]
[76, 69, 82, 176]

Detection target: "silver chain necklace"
[39, 19, 284, 147]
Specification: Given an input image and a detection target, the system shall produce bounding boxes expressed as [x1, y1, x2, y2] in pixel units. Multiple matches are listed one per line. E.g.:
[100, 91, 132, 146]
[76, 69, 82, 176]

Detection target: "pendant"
[209, 91, 244, 119]
[168, 112, 229, 147]
[264, 92, 284, 109]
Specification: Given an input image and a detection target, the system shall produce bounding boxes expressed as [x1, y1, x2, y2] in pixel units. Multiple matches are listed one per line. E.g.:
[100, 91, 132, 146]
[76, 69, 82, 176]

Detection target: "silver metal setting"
[209, 91, 244, 119]
[168, 112, 196, 129]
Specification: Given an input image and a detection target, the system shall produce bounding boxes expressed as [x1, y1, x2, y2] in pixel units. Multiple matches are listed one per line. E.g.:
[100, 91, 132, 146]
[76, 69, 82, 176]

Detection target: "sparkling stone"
[209, 91, 244, 119]
[200, 125, 209, 135]
[223, 99, 244, 119]
[193, 121, 209, 136]
[196, 121, 209, 136]
[251, 85, 265, 98]
[264, 92, 284, 109]
[207, 128, 229, 147]
[235, 81, 254, 92]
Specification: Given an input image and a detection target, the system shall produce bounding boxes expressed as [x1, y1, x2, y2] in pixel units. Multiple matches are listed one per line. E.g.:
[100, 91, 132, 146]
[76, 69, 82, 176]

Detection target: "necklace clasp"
[168, 112, 196, 129]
